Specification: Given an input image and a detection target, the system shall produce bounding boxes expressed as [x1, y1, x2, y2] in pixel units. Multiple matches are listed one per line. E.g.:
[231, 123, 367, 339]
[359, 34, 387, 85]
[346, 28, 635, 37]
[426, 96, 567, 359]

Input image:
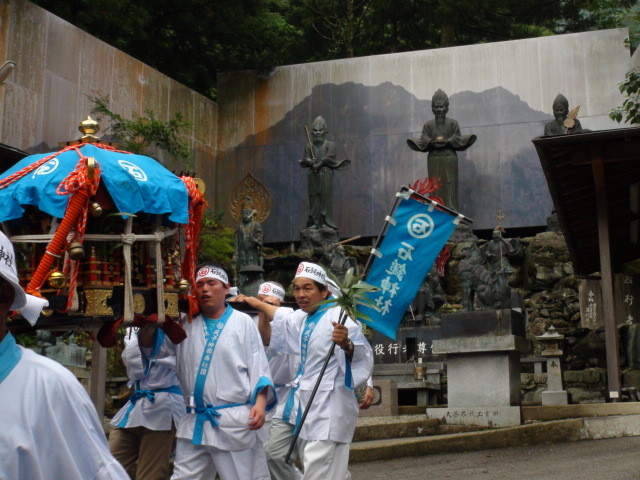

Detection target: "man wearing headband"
[251, 282, 303, 480]
[238, 262, 373, 480]
[0, 232, 129, 480]
[138, 262, 276, 480]
[108, 326, 185, 479]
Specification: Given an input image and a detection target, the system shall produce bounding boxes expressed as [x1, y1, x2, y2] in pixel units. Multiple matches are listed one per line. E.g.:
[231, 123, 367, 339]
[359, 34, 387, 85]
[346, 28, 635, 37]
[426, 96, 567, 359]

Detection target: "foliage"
[610, 67, 640, 124]
[106, 328, 127, 378]
[32, 0, 302, 99]
[14, 332, 38, 348]
[32, 0, 638, 99]
[89, 95, 192, 168]
[198, 210, 235, 266]
[317, 267, 379, 324]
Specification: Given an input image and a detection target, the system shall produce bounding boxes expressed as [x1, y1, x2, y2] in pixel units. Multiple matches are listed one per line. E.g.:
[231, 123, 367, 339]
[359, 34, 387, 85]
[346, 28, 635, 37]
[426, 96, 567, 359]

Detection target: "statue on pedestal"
[300, 116, 350, 230]
[228, 174, 271, 293]
[407, 89, 476, 211]
[457, 243, 485, 312]
[232, 197, 263, 290]
[481, 228, 523, 277]
[411, 263, 446, 326]
[320, 242, 358, 283]
[543, 94, 583, 136]
[457, 242, 511, 312]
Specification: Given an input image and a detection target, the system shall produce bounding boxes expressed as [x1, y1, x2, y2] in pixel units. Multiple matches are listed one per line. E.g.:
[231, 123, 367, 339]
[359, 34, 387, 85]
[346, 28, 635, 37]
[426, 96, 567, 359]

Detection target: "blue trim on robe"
[251, 375, 277, 411]
[148, 329, 166, 360]
[344, 353, 354, 390]
[117, 384, 183, 428]
[0, 333, 22, 384]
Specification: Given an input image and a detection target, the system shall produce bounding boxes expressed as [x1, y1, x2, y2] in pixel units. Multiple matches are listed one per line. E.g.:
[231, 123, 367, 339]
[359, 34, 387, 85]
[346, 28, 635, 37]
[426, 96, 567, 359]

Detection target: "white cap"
[0, 232, 48, 325]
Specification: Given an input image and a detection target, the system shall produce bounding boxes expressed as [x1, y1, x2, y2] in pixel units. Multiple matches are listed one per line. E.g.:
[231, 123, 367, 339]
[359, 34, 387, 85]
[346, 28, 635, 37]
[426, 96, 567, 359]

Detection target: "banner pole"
[361, 189, 405, 278]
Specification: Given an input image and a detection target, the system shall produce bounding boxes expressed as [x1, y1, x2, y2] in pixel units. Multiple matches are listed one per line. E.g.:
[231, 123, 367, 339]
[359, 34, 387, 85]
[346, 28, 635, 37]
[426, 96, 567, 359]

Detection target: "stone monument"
[426, 295, 528, 427]
[407, 89, 477, 211]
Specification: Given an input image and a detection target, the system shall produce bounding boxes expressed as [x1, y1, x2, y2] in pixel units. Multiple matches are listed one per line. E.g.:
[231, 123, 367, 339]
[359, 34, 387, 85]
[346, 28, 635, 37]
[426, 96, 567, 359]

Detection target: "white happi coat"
[269, 305, 373, 444]
[110, 329, 185, 430]
[148, 308, 276, 450]
[252, 308, 299, 422]
[0, 333, 129, 480]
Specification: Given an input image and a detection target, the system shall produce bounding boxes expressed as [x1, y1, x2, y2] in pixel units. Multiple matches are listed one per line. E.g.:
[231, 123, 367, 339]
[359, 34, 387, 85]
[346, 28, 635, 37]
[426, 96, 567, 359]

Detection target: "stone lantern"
[536, 325, 568, 405]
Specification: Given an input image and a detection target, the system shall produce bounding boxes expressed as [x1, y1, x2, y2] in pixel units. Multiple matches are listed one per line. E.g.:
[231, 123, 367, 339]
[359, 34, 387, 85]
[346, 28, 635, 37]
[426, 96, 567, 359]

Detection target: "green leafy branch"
[610, 67, 640, 125]
[317, 267, 379, 324]
[89, 95, 192, 167]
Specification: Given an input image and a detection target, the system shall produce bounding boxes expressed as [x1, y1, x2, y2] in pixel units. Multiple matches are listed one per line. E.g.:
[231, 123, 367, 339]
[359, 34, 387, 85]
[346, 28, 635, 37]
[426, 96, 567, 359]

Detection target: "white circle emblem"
[33, 158, 59, 178]
[118, 160, 148, 181]
[407, 213, 434, 239]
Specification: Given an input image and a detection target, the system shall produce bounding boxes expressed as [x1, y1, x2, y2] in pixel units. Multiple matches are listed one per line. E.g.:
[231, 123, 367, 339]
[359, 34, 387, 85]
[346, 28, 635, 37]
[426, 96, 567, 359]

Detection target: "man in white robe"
[0, 231, 128, 480]
[139, 262, 276, 480]
[252, 282, 302, 480]
[109, 327, 185, 479]
[237, 261, 373, 480]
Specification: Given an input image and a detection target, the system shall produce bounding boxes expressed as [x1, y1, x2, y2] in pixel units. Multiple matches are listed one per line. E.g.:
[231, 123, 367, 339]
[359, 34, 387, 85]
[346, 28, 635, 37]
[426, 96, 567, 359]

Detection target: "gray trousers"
[265, 418, 303, 480]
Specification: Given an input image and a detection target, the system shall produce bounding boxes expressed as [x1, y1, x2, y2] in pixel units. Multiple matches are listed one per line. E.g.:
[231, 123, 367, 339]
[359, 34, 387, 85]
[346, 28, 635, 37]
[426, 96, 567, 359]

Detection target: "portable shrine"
[0, 117, 206, 345]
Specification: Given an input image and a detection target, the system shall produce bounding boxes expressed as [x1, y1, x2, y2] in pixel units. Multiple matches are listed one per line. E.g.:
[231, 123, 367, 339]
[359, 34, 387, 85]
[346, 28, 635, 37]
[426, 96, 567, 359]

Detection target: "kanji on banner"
[358, 192, 461, 340]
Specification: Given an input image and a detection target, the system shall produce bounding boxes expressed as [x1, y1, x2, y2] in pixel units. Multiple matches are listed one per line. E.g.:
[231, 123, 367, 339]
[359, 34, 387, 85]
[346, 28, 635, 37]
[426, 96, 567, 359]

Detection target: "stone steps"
[349, 403, 640, 464]
[353, 416, 487, 442]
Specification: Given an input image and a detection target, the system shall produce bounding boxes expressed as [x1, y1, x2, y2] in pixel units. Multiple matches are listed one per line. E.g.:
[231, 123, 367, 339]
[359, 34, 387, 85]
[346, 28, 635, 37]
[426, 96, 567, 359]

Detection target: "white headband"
[258, 282, 285, 301]
[295, 262, 327, 284]
[195, 266, 229, 285]
[295, 262, 341, 298]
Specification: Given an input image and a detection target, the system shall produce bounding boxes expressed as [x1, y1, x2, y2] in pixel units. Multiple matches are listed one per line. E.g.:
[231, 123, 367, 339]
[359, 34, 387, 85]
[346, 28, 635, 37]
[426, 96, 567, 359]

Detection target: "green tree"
[608, 3, 640, 124]
[610, 68, 640, 124]
[32, 0, 638, 97]
[31, 0, 302, 99]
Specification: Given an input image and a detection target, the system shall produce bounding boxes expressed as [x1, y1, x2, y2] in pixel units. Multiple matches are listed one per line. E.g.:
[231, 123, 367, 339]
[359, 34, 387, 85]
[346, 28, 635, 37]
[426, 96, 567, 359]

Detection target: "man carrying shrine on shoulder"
[138, 262, 276, 480]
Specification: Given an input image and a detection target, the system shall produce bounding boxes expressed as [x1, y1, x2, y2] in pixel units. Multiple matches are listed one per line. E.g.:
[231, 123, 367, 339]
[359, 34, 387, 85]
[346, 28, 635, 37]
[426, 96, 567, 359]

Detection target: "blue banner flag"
[357, 191, 461, 340]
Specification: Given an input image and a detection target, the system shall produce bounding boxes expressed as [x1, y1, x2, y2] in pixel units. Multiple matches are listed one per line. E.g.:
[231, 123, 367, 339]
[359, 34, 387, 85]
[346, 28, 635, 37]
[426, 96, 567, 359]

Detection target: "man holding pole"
[237, 261, 373, 480]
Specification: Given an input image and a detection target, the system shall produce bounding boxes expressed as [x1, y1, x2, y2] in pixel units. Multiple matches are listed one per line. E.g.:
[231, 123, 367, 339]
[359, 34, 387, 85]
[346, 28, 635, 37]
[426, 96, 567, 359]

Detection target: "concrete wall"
[217, 29, 631, 243]
[0, 0, 217, 193]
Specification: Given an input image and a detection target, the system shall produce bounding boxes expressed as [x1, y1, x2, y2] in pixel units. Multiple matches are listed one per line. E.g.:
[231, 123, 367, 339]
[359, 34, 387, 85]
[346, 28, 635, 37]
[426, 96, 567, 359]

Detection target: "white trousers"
[171, 438, 270, 480]
[298, 439, 351, 480]
[265, 418, 303, 480]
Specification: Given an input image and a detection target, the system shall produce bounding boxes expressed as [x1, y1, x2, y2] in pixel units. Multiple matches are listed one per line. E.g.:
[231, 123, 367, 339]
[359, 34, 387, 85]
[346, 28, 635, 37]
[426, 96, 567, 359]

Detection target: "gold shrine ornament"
[68, 241, 85, 260]
[177, 278, 190, 295]
[47, 270, 67, 289]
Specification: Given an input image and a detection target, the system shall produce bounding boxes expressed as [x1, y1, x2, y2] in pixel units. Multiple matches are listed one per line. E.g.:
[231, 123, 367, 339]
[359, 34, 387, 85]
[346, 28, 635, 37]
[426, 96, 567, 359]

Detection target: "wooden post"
[90, 337, 107, 418]
[592, 153, 621, 400]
